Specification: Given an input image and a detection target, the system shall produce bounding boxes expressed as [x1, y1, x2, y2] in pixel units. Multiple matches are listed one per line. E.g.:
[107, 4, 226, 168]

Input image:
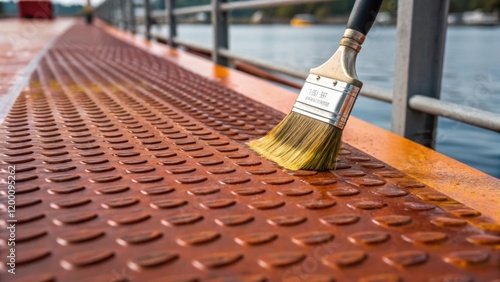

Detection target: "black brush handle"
[346, 0, 384, 36]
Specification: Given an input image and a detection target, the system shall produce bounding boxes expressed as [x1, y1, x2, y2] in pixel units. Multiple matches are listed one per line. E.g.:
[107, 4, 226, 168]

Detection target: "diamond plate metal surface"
[1, 24, 499, 282]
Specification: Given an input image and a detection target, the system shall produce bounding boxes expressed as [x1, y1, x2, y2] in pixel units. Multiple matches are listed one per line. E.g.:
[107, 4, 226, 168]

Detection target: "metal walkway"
[1, 23, 499, 282]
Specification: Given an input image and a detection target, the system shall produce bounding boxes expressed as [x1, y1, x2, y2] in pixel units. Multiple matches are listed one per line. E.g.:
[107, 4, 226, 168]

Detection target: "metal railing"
[95, 0, 500, 148]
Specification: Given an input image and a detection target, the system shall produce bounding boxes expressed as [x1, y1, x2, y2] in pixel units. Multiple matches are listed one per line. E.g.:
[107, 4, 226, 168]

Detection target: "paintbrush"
[248, 0, 383, 170]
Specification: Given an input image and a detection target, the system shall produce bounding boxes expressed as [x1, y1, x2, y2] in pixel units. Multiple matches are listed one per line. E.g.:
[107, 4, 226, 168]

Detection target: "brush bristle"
[248, 112, 342, 171]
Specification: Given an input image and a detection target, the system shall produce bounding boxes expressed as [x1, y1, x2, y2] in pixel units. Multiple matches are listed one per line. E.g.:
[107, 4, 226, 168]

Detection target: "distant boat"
[290, 14, 315, 27]
[375, 12, 392, 25]
[251, 11, 264, 24]
[462, 9, 498, 26]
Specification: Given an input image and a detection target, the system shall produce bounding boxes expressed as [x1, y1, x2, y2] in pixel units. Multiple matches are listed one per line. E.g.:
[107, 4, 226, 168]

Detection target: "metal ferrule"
[341, 29, 365, 52]
[292, 74, 361, 130]
[343, 29, 366, 44]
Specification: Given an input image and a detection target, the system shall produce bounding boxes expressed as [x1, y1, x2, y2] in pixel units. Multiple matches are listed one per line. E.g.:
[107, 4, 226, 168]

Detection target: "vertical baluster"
[129, 0, 136, 34]
[121, 0, 128, 30]
[211, 0, 229, 66]
[166, 0, 177, 47]
[392, 0, 450, 148]
[144, 0, 152, 40]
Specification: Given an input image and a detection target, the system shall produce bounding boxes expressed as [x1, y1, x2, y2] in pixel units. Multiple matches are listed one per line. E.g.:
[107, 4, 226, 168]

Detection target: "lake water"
[149, 24, 500, 178]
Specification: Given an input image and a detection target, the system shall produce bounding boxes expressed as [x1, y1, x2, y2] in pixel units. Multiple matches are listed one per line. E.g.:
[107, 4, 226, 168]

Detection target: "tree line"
[260, 0, 499, 19]
[170, 0, 499, 19]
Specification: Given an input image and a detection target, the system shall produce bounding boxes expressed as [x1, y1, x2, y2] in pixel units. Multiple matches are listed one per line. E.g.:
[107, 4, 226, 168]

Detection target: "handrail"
[173, 0, 334, 15]
[220, 0, 334, 11]
[96, 0, 500, 141]
[173, 5, 211, 16]
[171, 36, 394, 104]
[173, 37, 307, 79]
[410, 95, 500, 132]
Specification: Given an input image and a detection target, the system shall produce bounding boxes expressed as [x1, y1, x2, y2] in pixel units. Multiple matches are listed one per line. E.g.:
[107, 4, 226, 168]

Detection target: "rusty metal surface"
[1, 23, 499, 282]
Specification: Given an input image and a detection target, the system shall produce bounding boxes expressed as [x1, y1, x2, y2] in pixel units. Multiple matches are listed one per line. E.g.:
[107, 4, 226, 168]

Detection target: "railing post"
[115, 0, 120, 26]
[166, 0, 177, 47]
[110, 0, 116, 25]
[109, 0, 113, 24]
[211, 0, 229, 66]
[144, 0, 152, 40]
[392, 0, 449, 148]
[129, 0, 136, 34]
[103, 1, 108, 23]
[121, 0, 128, 30]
